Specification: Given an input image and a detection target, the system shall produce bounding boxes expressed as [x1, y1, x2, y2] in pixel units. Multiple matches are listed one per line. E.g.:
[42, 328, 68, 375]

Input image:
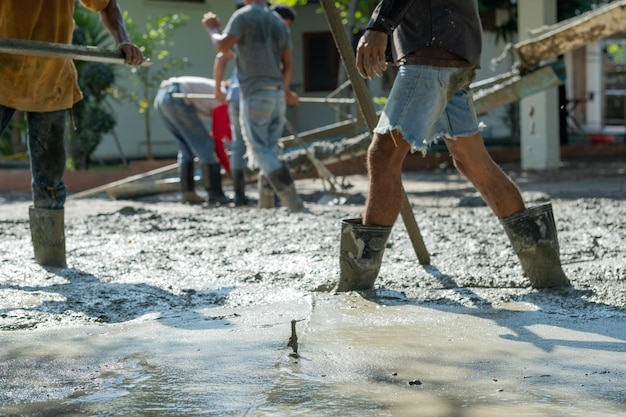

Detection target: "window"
[303, 32, 340, 92]
[603, 39, 626, 125]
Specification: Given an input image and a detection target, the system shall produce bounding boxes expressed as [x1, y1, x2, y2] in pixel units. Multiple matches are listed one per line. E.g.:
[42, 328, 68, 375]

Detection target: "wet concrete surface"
[0, 158, 624, 416]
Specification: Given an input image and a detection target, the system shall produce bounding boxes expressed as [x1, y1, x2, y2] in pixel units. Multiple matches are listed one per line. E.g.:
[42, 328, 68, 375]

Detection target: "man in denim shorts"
[337, 0, 570, 291]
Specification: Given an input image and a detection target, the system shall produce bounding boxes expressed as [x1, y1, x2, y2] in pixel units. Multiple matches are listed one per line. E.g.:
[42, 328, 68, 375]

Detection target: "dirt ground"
[0, 158, 624, 415]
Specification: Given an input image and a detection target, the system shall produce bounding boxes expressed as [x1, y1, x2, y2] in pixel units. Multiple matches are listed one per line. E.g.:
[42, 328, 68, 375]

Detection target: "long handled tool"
[171, 92, 354, 104]
[319, 0, 430, 265]
[0, 38, 152, 66]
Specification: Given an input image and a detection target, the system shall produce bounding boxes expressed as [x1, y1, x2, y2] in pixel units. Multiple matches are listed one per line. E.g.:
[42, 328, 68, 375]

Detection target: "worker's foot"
[207, 192, 232, 205]
[232, 193, 256, 207]
[181, 192, 205, 205]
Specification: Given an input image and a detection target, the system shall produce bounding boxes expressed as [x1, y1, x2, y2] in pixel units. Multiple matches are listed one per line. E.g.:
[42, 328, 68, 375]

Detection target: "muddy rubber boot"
[180, 161, 204, 205]
[500, 203, 570, 288]
[232, 169, 253, 206]
[201, 163, 231, 205]
[257, 174, 275, 209]
[29, 206, 67, 268]
[266, 165, 304, 211]
[337, 218, 392, 292]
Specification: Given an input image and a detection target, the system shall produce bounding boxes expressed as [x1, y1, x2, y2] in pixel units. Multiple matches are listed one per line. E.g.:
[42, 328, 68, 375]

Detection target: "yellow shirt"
[0, 0, 110, 112]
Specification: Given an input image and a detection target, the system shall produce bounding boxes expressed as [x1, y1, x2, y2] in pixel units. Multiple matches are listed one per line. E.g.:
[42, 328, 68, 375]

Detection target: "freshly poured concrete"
[0, 160, 624, 416]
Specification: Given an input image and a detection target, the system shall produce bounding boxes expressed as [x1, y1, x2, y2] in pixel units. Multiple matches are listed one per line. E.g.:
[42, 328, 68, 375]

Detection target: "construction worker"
[0, 0, 144, 268]
[337, 0, 570, 291]
[153, 76, 231, 205]
[203, 0, 304, 211]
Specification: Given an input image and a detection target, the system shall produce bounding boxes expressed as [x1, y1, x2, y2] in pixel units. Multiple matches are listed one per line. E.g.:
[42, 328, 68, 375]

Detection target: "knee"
[367, 131, 410, 169]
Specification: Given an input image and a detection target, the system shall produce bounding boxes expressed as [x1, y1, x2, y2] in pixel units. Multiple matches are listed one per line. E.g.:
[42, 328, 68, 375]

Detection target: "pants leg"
[26, 110, 67, 210]
[228, 99, 247, 171]
[239, 90, 285, 175]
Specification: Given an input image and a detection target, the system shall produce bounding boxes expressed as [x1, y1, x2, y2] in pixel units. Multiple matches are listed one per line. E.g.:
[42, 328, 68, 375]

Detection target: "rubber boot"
[257, 174, 275, 209]
[201, 163, 231, 205]
[179, 161, 204, 205]
[266, 165, 304, 211]
[337, 218, 392, 292]
[29, 206, 67, 268]
[232, 169, 253, 207]
[500, 203, 570, 288]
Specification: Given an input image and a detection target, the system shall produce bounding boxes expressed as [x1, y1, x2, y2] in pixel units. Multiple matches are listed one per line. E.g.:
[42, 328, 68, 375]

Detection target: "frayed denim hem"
[374, 121, 485, 156]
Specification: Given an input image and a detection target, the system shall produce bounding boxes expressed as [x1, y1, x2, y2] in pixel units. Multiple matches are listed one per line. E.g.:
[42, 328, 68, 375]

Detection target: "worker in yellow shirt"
[0, 0, 144, 267]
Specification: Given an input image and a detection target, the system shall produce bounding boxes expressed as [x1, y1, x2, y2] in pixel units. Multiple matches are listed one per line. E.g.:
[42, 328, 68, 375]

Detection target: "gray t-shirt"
[223, 4, 291, 96]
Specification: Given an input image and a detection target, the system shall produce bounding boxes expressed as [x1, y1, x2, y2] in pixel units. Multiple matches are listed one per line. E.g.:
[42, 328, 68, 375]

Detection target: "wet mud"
[0, 160, 624, 415]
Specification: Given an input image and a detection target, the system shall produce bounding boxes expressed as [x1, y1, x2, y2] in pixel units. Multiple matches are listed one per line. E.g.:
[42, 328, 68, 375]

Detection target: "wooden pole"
[319, 0, 430, 265]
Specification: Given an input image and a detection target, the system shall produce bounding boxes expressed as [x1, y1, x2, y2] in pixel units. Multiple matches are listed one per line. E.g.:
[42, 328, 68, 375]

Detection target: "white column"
[586, 41, 604, 133]
[518, 0, 561, 170]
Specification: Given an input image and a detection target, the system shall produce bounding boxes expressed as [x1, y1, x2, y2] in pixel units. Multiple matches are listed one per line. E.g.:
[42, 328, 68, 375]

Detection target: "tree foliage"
[112, 13, 190, 160]
[69, 5, 118, 170]
[280, 0, 614, 35]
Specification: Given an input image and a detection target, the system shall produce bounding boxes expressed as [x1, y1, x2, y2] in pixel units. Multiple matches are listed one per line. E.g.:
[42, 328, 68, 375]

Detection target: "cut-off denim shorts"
[374, 65, 481, 154]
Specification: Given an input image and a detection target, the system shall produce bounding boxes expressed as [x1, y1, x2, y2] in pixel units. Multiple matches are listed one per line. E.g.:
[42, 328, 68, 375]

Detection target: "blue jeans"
[239, 88, 285, 175]
[375, 66, 479, 154]
[153, 84, 217, 166]
[228, 98, 247, 171]
[0, 105, 67, 209]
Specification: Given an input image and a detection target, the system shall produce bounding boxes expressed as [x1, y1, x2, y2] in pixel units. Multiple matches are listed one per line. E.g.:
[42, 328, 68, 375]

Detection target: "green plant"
[69, 4, 118, 170]
[0, 111, 27, 160]
[112, 12, 190, 160]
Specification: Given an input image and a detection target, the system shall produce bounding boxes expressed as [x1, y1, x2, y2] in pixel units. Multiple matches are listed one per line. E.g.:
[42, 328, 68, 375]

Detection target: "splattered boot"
[257, 174, 275, 209]
[266, 165, 304, 211]
[29, 206, 67, 268]
[337, 218, 392, 292]
[500, 203, 570, 288]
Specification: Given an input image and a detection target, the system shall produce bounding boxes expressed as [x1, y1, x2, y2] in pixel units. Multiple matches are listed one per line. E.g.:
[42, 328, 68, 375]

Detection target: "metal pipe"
[0, 38, 152, 67]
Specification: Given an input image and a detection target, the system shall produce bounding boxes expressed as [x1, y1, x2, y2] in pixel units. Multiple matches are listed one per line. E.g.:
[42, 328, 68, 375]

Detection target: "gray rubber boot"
[500, 203, 570, 288]
[257, 175, 275, 209]
[266, 165, 304, 211]
[337, 218, 392, 292]
[201, 163, 231, 205]
[180, 161, 204, 204]
[29, 206, 67, 268]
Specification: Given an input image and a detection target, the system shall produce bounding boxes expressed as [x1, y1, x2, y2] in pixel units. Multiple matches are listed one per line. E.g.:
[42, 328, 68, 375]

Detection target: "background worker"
[0, 0, 144, 268]
[210, 2, 299, 208]
[153, 76, 231, 205]
[337, 0, 570, 291]
[203, 0, 304, 211]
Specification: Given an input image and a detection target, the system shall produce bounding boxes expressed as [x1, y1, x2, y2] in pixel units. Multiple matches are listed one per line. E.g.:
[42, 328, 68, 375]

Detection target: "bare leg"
[363, 131, 411, 226]
[444, 132, 524, 218]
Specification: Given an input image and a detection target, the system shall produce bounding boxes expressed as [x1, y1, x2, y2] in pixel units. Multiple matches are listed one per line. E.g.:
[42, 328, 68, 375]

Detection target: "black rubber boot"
[232, 169, 253, 206]
[201, 163, 231, 205]
[180, 161, 204, 204]
[500, 203, 570, 288]
[337, 218, 392, 292]
[29, 206, 67, 268]
[266, 165, 304, 211]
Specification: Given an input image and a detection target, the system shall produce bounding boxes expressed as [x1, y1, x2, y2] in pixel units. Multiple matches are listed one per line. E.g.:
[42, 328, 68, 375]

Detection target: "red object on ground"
[211, 104, 232, 174]
[589, 135, 616, 144]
